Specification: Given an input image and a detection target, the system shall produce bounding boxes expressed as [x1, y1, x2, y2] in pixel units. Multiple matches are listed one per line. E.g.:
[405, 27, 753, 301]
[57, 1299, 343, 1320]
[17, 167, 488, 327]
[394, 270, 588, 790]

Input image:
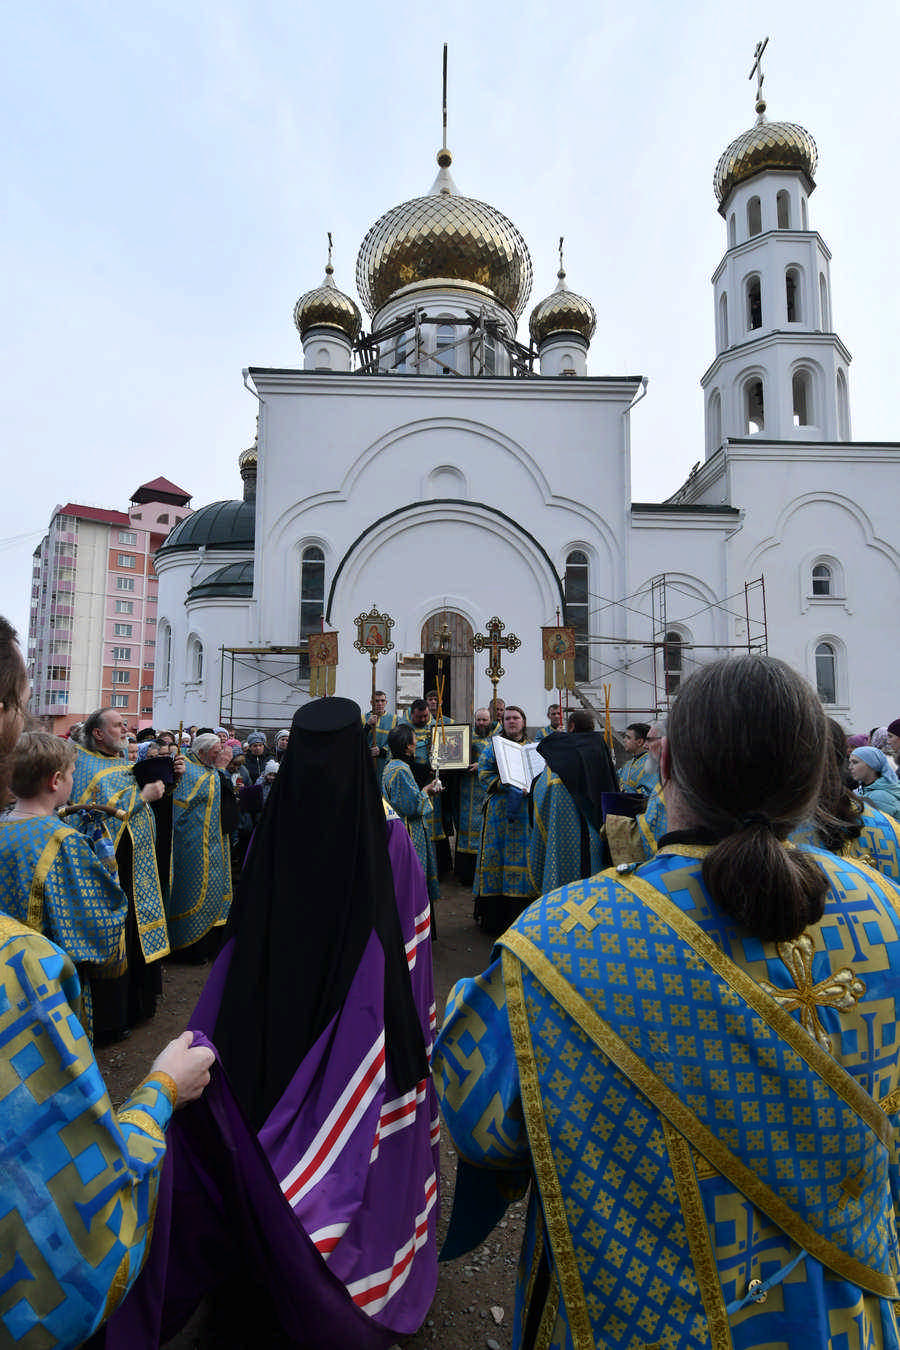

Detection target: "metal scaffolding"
[218, 646, 306, 731]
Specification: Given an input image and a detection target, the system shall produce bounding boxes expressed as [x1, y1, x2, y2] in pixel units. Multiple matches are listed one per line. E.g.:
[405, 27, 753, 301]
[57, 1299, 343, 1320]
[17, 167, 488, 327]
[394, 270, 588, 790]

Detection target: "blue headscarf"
[850, 745, 898, 782]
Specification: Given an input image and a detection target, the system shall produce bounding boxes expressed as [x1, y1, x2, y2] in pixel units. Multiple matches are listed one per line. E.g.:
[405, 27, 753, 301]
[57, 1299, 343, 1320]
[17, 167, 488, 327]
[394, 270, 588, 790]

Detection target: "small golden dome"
[356, 152, 532, 319]
[529, 264, 596, 346]
[714, 103, 817, 209]
[238, 445, 257, 472]
[293, 262, 362, 342]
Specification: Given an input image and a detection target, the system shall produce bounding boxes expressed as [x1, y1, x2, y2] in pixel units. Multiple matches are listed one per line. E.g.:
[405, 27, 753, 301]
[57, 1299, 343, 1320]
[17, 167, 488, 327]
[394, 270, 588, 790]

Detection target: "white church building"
[153, 78, 899, 734]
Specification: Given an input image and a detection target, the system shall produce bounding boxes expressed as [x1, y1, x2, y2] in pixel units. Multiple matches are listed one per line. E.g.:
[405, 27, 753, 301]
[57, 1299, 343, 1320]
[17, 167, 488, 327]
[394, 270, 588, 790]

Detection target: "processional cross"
[470, 615, 520, 716]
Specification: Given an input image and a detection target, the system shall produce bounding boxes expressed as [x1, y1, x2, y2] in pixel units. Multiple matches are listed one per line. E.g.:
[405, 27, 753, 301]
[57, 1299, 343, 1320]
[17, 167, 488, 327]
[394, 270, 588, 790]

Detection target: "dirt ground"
[96, 876, 526, 1350]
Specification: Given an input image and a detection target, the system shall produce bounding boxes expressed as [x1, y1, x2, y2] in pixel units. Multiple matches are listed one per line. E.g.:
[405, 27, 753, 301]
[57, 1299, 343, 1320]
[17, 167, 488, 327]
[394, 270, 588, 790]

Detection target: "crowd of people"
[4, 607, 900, 1348]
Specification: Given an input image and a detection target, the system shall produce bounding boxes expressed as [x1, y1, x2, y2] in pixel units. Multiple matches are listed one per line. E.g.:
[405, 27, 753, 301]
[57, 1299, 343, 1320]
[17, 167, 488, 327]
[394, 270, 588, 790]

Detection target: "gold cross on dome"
[560, 896, 599, 934]
[749, 36, 769, 105]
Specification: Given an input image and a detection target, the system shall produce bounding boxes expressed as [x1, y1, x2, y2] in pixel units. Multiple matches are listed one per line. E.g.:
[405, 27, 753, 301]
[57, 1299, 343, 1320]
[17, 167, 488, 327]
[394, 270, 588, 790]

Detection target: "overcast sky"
[3, 0, 897, 642]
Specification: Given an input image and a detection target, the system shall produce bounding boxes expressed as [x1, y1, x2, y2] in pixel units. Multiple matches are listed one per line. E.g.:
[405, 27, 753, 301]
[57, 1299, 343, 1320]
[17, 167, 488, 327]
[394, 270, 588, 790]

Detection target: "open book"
[492, 736, 545, 792]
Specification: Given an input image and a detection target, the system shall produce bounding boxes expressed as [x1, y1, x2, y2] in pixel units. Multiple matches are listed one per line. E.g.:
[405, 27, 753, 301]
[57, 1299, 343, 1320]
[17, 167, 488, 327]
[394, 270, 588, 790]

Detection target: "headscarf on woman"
[851, 745, 899, 782]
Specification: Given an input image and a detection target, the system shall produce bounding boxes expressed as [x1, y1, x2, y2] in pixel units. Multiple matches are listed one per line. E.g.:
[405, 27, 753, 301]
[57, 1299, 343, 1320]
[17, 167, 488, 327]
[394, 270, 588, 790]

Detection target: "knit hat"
[275, 729, 290, 743]
[846, 733, 869, 749]
[263, 759, 280, 777]
[248, 730, 266, 748]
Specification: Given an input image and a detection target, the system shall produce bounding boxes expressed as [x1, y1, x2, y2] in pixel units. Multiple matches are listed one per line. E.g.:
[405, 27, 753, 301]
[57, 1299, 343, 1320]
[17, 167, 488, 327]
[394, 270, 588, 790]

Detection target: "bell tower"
[701, 40, 852, 455]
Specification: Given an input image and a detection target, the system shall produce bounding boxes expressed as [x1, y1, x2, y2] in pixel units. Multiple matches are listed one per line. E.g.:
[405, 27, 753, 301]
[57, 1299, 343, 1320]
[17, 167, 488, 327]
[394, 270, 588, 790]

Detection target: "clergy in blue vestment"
[167, 732, 232, 958]
[533, 703, 564, 741]
[473, 705, 535, 936]
[365, 689, 397, 789]
[435, 656, 900, 1350]
[382, 724, 440, 902]
[454, 707, 493, 887]
[527, 709, 617, 893]
[71, 707, 171, 1040]
[0, 731, 128, 1039]
[402, 699, 448, 866]
[618, 720, 660, 796]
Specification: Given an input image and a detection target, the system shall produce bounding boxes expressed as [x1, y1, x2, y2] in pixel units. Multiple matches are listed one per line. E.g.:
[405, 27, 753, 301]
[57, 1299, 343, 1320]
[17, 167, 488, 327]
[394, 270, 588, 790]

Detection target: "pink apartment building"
[28, 478, 192, 732]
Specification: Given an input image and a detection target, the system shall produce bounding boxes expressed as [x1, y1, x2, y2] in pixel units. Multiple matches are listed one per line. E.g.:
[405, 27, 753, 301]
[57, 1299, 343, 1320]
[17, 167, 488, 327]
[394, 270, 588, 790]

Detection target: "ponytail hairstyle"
[813, 717, 863, 853]
[666, 656, 829, 942]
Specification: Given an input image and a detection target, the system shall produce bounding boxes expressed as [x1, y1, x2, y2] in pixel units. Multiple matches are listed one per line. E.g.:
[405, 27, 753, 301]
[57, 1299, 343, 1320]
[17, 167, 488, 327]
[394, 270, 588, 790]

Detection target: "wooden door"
[420, 613, 474, 723]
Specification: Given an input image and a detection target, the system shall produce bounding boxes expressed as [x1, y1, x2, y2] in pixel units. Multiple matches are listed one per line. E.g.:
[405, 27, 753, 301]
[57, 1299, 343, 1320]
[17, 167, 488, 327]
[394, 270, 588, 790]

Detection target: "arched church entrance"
[420, 613, 474, 722]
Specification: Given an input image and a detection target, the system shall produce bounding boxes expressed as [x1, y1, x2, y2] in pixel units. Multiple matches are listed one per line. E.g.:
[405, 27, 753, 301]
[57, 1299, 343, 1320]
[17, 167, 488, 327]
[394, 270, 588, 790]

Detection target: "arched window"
[157, 620, 171, 691]
[745, 378, 765, 434]
[776, 190, 791, 229]
[718, 292, 729, 350]
[819, 273, 830, 330]
[746, 275, 762, 331]
[792, 370, 811, 426]
[663, 631, 684, 695]
[188, 635, 204, 684]
[564, 551, 589, 681]
[435, 323, 456, 374]
[785, 267, 802, 322]
[801, 197, 808, 229]
[707, 389, 722, 454]
[315, 347, 331, 370]
[815, 642, 837, 704]
[812, 563, 832, 596]
[747, 196, 762, 237]
[836, 369, 850, 440]
[728, 213, 736, 248]
[298, 546, 326, 680]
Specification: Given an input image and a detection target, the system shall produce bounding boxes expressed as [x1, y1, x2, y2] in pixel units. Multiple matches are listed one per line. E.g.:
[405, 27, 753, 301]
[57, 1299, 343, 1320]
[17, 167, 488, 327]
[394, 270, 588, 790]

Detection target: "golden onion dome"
[293, 257, 361, 342]
[356, 150, 533, 319]
[529, 257, 596, 346]
[238, 444, 257, 472]
[714, 98, 817, 210]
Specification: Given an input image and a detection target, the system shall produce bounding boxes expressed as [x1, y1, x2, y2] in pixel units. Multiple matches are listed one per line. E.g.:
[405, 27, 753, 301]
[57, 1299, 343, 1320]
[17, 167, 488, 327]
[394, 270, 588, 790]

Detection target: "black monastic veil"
[214, 697, 428, 1130]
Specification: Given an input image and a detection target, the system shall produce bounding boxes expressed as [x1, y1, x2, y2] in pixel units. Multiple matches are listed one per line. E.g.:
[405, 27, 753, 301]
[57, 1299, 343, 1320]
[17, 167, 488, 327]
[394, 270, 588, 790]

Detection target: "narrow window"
[815, 642, 837, 704]
[746, 276, 762, 331]
[812, 564, 832, 596]
[158, 621, 172, 690]
[801, 197, 808, 229]
[188, 637, 204, 683]
[298, 546, 326, 680]
[663, 631, 683, 695]
[792, 371, 811, 426]
[777, 190, 791, 229]
[435, 323, 456, 374]
[745, 379, 765, 434]
[564, 551, 589, 681]
[718, 292, 728, 350]
[819, 273, 830, 330]
[316, 347, 331, 370]
[747, 196, 762, 236]
[708, 389, 722, 454]
[482, 332, 496, 375]
[394, 337, 408, 372]
[728, 213, 736, 247]
[785, 268, 801, 322]
[836, 369, 850, 440]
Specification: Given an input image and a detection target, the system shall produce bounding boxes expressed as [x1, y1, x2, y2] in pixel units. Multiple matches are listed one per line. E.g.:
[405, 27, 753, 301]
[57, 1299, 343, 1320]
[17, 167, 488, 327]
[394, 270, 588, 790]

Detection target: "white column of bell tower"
[701, 169, 852, 455]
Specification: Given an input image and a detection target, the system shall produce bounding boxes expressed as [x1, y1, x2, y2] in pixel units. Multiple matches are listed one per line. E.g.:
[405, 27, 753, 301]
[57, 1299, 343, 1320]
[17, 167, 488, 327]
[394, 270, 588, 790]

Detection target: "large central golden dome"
[356, 152, 533, 319]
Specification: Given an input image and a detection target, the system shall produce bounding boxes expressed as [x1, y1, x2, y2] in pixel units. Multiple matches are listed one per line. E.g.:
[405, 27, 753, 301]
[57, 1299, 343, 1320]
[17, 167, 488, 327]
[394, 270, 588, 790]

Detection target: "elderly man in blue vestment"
[528, 709, 617, 893]
[435, 656, 900, 1350]
[0, 615, 215, 1349]
[71, 706, 174, 1041]
[167, 731, 232, 960]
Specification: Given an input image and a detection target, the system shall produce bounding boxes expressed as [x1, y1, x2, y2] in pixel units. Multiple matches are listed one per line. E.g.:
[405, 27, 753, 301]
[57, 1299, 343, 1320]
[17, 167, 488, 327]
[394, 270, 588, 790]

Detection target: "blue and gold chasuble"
[0, 915, 175, 1347]
[619, 751, 659, 798]
[474, 740, 534, 902]
[636, 783, 669, 859]
[793, 802, 900, 885]
[167, 755, 232, 951]
[528, 767, 604, 894]
[0, 817, 128, 1039]
[382, 758, 439, 901]
[403, 714, 446, 844]
[435, 846, 900, 1349]
[70, 746, 169, 962]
